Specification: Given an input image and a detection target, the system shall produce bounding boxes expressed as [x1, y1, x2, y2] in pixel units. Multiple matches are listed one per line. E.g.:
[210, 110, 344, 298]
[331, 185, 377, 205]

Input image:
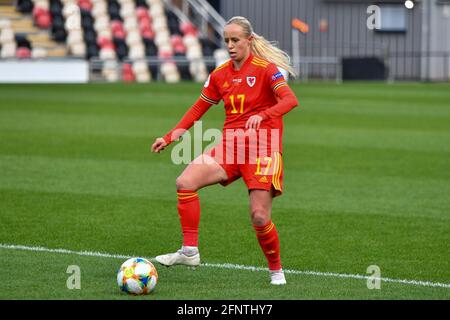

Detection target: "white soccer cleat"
[270, 269, 287, 285]
[155, 249, 200, 267]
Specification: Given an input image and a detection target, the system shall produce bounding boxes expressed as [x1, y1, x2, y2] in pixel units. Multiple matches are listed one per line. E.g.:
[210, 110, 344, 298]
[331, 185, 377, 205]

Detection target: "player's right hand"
[151, 137, 168, 153]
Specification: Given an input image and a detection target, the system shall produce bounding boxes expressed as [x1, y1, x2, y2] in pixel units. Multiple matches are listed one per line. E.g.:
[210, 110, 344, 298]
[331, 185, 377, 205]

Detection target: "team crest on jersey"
[246, 76, 256, 87]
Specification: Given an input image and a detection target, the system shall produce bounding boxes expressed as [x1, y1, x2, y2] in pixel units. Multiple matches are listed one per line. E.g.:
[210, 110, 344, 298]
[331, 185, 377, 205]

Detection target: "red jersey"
[162, 54, 298, 154]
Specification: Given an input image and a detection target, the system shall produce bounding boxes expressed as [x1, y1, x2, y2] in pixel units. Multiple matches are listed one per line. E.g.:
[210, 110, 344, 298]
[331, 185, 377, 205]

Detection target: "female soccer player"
[151, 16, 299, 285]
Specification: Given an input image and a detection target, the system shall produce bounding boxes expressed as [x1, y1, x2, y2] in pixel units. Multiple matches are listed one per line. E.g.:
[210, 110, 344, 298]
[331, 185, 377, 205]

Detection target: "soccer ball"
[117, 257, 158, 295]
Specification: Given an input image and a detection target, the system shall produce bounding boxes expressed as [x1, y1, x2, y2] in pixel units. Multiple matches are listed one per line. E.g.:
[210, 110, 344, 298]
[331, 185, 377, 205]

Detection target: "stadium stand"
[0, 0, 225, 82]
[0, 0, 68, 58]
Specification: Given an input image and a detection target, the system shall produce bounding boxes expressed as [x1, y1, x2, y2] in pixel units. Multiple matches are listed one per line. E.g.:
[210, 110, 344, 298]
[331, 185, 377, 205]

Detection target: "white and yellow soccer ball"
[117, 257, 158, 295]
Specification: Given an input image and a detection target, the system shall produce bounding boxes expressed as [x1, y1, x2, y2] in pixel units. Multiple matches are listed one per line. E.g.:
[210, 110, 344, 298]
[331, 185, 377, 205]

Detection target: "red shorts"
[206, 141, 284, 197]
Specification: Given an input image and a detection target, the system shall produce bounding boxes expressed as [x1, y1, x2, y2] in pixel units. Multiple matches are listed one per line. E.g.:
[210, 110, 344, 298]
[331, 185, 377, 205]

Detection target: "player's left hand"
[245, 115, 263, 130]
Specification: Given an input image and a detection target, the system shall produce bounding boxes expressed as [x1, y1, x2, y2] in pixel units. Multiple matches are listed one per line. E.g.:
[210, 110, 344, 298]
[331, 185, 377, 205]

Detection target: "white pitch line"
[1, 243, 449, 289]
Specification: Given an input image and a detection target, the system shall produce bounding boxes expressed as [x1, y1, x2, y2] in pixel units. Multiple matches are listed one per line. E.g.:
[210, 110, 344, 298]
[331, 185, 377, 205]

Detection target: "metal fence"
[86, 52, 450, 83]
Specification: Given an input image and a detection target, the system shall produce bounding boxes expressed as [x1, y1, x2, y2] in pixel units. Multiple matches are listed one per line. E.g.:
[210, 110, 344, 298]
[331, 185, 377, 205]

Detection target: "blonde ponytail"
[251, 33, 296, 77]
[226, 16, 297, 78]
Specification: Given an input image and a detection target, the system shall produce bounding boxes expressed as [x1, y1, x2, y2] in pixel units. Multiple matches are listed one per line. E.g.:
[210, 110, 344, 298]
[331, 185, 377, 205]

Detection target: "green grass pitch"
[0, 82, 449, 300]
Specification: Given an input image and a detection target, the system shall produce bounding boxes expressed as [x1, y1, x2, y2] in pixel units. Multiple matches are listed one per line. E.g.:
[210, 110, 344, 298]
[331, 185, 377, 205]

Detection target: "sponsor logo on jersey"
[246, 76, 256, 87]
[271, 72, 284, 81]
[232, 78, 242, 84]
[222, 81, 229, 88]
[204, 75, 210, 88]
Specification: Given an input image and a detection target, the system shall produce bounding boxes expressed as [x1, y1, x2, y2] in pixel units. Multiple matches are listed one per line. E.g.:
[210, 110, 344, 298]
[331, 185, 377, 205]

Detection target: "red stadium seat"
[174, 43, 186, 54]
[141, 29, 155, 40]
[158, 47, 173, 60]
[97, 36, 115, 50]
[170, 34, 183, 47]
[36, 13, 52, 29]
[138, 17, 151, 29]
[122, 63, 135, 82]
[16, 47, 32, 59]
[112, 29, 126, 40]
[138, 15, 152, 26]
[136, 7, 149, 20]
[110, 20, 124, 33]
[32, 6, 47, 19]
[78, 0, 93, 11]
[180, 22, 198, 36]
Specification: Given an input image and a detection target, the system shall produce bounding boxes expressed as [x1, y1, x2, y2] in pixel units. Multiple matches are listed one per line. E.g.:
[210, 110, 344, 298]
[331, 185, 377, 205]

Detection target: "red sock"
[253, 221, 282, 271]
[177, 189, 200, 247]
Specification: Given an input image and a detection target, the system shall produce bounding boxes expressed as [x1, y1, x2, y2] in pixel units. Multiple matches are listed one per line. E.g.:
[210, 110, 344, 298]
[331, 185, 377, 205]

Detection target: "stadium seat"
[32, 46, 48, 58]
[199, 37, 218, 57]
[158, 46, 172, 60]
[17, 0, 34, 14]
[123, 16, 138, 31]
[0, 42, 16, 58]
[122, 62, 135, 82]
[91, 1, 107, 18]
[0, 28, 14, 44]
[110, 20, 124, 34]
[139, 23, 154, 40]
[94, 14, 109, 32]
[78, 0, 93, 11]
[172, 34, 186, 55]
[135, 0, 148, 9]
[102, 59, 119, 81]
[15, 34, 32, 49]
[128, 43, 145, 59]
[143, 37, 157, 55]
[86, 42, 99, 58]
[33, 3, 53, 29]
[98, 35, 114, 49]
[161, 61, 180, 82]
[107, 0, 121, 21]
[67, 29, 83, 46]
[189, 60, 207, 82]
[70, 41, 86, 56]
[126, 29, 141, 46]
[99, 47, 116, 60]
[51, 14, 65, 31]
[49, 0, 63, 16]
[80, 9, 98, 59]
[149, 3, 164, 18]
[132, 60, 151, 83]
[81, 12, 94, 30]
[0, 19, 11, 29]
[112, 37, 127, 60]
[136, 6, 148, 20]
[180, 21, 197, 37]
[16, 46, 32, 58]
[84, 28, 96, 44]
[120, 2, 135, 20]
